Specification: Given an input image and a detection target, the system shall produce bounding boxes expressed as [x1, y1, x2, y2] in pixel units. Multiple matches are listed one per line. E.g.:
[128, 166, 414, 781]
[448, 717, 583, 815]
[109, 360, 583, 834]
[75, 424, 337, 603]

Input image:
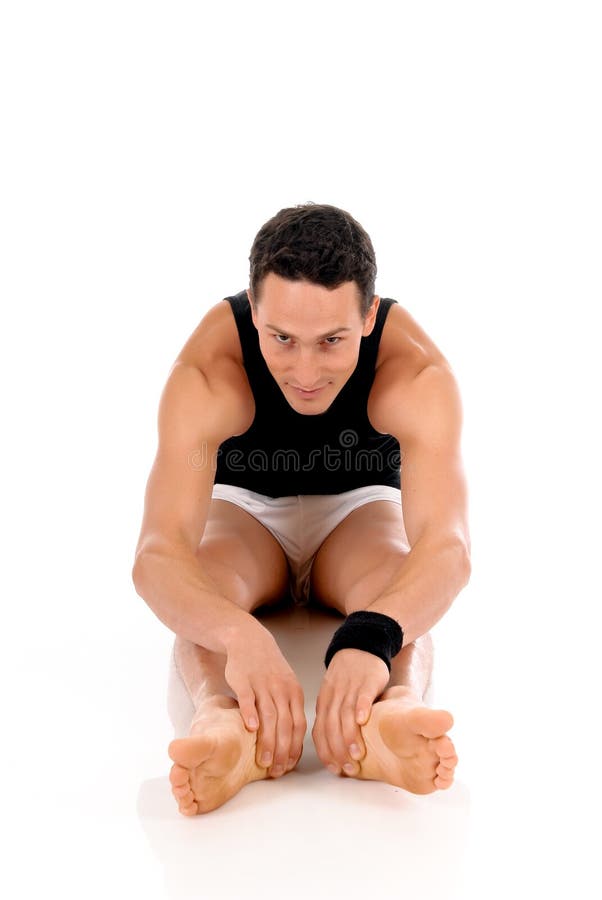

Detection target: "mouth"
[289, 384, 325, 398]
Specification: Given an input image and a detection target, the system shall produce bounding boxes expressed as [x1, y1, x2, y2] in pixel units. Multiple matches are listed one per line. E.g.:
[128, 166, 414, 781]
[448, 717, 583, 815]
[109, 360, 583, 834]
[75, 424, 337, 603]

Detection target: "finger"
[325, 693, 351, 773]
[255, 694, 278, 769]
[330, 697, 362, 774]
[288, 689, 307, 768]
[341, 696, 365, 764]
[268, 692, 294, 777]
[311, 696, 336, 773]
[355, 691, 375, 726]
[237, 690, 260, 733]
[320, 721, 341, 776]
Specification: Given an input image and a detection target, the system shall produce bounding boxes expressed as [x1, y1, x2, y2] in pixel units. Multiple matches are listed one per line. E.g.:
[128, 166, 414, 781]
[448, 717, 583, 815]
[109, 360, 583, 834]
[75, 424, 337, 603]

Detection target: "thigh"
[310, 500, 410, 615]
[195, 498, 291, 614]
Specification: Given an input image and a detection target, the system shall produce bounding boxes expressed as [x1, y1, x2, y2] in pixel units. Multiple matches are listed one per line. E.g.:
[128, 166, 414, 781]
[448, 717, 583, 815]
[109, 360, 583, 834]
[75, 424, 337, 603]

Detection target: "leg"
[309, 501, 458, 792]
[172, 497, 290, 713]
[311, 499, 431, 697]
[385, 631, 434, 701]
[172, 638, 237, 716]
[168, 498, 295, 816]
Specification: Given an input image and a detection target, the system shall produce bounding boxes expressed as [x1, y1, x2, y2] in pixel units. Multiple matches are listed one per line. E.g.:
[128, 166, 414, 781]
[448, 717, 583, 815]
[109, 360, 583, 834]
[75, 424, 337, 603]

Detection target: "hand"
[224, 622, 307, 778]
[312, 648, 390, 775]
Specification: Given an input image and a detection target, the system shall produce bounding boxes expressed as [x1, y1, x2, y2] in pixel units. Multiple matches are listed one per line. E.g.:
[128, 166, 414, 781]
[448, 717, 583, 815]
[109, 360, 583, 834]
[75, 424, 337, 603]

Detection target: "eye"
[323, 336, 341, 345]
[274, 334, 291, 344]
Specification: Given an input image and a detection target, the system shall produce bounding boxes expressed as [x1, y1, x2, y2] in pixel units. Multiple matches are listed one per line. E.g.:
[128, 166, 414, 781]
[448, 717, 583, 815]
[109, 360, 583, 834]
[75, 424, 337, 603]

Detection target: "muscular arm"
[131, 361, 256, 653]
[366, 363, 471, 644]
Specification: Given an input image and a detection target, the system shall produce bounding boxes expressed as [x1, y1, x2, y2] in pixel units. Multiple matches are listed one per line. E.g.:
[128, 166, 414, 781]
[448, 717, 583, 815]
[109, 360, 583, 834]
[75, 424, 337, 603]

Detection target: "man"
[132, 202, 471, 816]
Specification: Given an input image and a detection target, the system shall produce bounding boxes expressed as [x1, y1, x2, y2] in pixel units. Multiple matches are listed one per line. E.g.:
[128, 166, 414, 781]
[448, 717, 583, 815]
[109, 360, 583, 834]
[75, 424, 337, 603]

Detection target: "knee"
[194, 542, 254, 609]
[344, 542, 411, 614]
[194, 538, 288, 612]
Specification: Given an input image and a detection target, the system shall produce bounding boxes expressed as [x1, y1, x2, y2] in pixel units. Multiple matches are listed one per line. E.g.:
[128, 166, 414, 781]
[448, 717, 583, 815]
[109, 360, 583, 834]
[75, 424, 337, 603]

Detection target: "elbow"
[442, 533, 471, 589]
[131, 553, 149, 596]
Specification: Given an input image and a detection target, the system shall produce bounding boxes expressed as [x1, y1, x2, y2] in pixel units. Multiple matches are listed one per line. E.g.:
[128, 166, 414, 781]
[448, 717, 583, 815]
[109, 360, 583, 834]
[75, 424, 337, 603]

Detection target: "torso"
[175, 296, 448, 437]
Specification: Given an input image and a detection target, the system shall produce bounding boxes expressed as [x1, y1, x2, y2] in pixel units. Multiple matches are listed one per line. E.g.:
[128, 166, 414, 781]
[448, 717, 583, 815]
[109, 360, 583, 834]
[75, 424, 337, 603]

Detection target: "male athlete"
[132, 203, 471, 816]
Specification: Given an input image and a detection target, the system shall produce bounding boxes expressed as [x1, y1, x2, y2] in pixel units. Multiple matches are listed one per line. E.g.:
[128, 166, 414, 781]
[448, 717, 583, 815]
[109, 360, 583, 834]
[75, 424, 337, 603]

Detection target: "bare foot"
[345, 686, 458, 794]
[168, 702, 275, 816]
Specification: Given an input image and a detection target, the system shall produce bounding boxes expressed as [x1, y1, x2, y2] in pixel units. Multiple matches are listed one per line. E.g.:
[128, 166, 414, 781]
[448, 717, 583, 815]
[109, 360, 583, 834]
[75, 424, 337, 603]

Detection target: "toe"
[168, 735, 216, 769]
[180, 801, 198, 816]
[169, 763, 191, 788]
[173, 784, 193, 801]
[434, 774, 454, 789]
[430, 734, 456, 757]
[408, 708, 454, 739]
[441, 754, 458, 769]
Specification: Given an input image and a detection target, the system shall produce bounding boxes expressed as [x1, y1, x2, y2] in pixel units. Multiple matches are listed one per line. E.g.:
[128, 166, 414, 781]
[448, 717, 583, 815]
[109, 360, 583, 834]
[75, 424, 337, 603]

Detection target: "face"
[248, 272, 379, 415]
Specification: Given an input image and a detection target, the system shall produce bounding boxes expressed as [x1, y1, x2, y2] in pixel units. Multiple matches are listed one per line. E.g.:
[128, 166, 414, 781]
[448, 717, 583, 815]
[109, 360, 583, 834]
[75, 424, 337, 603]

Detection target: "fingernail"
[262, 752, 272, 766]
[343, 763, 356, 775]
[328, 764, 339, 775]
[287, 758, 296, 769]
[349, 743, 361, 759]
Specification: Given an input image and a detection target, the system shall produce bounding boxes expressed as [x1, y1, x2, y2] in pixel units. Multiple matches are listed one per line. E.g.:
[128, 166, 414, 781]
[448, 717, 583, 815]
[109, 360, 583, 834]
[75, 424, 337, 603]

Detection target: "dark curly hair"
[249, 202, 377, 318]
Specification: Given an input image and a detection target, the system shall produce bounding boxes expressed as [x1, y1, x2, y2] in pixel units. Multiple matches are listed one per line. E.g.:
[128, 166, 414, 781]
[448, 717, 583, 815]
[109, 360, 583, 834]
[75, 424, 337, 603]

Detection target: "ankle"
[380, 685, 423, 704]
[191, 695, 239, 722]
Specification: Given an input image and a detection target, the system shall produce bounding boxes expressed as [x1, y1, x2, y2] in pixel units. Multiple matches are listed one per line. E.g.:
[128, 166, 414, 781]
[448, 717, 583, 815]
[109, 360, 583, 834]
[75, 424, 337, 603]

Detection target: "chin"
[287, 392, 334, 415]
[290, 403, 328, 416]
[277, 379, 343, 413]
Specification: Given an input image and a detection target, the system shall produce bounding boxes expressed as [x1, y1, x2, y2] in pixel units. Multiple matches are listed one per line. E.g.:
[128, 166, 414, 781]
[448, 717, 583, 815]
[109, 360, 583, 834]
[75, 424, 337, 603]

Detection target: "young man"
[132, 203, 471, 816]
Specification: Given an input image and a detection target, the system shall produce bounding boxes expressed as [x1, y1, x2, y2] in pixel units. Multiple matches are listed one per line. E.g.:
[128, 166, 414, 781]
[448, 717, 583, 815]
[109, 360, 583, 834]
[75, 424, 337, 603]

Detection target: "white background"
[1, 1, 600, 898]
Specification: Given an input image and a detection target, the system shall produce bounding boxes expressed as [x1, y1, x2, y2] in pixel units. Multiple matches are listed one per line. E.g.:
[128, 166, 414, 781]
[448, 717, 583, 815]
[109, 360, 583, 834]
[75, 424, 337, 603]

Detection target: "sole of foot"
[168, 706, 298, 815]
[167, 708, 267, 816]
[339, 689, 458, 793]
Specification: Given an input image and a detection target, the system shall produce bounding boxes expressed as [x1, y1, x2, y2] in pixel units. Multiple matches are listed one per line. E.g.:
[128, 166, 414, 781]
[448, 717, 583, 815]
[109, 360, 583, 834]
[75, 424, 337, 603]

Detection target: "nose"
[292, 349, 320, 388]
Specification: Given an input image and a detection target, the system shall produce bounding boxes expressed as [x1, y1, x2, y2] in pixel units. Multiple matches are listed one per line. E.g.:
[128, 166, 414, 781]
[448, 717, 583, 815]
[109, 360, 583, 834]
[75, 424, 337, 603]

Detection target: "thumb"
[237, 692, 259, 731]
[356, 693, 376, 725]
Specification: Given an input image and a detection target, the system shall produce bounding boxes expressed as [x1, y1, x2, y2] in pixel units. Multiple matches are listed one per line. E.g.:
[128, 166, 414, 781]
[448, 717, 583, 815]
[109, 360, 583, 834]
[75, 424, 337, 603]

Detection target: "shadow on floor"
[135, 599, 469, 899]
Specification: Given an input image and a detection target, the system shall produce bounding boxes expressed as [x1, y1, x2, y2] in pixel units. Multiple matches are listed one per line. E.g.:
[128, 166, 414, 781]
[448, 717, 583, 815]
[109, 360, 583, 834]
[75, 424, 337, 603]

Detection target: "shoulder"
[170, 297, 255, 435]
[375, 301, 448, 373]
[369, 302, 458, 438]
[176, 297, 244, 369]
[371, 360, 463, 448]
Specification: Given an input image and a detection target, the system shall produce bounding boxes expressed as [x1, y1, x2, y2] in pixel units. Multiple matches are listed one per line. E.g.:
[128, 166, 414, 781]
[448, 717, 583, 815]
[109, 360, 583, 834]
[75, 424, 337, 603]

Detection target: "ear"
[362, 296, 380, 337]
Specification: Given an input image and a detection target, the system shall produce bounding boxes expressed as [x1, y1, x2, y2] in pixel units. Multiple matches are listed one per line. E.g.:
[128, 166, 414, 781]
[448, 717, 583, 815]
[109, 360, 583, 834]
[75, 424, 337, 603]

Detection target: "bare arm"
[131, 360, 257, 653]
[132, 357, 309, 773]
[367, 363, 472, 643]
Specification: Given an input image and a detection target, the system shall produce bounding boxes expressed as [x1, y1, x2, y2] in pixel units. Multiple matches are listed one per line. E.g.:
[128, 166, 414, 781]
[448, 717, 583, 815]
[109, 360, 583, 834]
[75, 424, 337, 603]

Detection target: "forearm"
[365, 536, 471, 646]
[132, 549, 260, 654]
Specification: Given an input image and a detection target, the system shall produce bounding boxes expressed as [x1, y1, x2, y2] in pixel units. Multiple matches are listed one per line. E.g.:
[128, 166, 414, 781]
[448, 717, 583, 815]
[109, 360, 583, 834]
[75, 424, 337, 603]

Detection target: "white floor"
[3, 560, 600, 899]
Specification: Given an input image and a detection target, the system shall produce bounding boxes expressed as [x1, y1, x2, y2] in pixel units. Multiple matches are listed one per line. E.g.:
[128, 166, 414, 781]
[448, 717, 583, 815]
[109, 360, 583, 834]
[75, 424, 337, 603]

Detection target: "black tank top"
[214, 290, 401, 497]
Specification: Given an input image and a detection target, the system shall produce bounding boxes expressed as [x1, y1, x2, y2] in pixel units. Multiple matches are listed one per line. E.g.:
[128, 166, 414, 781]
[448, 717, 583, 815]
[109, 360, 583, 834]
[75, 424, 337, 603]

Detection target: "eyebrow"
[265, 324, 352, 340]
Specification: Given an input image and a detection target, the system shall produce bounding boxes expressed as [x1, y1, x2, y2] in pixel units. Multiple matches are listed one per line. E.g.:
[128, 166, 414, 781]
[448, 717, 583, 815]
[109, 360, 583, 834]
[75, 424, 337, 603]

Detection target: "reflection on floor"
[137, 600, 470, 900]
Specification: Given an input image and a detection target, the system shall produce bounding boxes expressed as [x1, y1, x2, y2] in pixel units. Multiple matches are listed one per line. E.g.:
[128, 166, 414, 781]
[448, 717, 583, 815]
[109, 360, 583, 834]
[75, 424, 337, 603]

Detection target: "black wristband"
[324, 611, 404, 672]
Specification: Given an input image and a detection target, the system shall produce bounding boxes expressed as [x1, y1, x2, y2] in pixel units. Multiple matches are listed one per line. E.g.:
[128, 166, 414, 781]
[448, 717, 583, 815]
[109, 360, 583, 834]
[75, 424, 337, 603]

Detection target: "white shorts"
[211, 482, 403, 606]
